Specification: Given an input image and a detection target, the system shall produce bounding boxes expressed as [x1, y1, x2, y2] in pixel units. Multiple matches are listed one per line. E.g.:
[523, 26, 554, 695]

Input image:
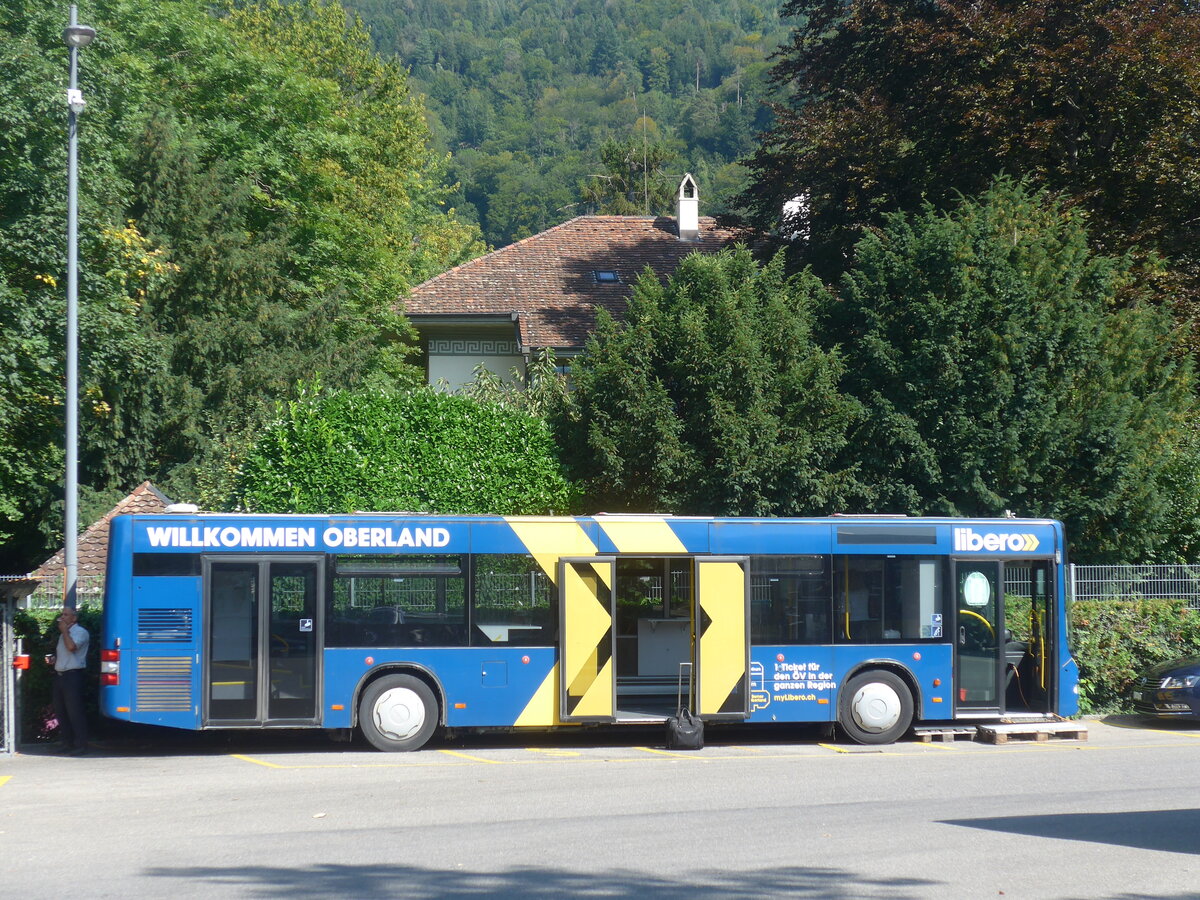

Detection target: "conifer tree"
[830, 179, 1195, 562]
[555, 247, 863, 515]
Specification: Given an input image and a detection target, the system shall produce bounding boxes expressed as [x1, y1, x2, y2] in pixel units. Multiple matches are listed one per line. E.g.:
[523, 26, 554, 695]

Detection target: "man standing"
[48, 608, 89, 755]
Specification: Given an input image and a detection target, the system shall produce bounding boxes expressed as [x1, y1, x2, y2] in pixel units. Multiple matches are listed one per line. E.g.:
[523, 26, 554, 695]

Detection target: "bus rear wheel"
[838, 670, 913, 745]
[359, 674, 439, 752]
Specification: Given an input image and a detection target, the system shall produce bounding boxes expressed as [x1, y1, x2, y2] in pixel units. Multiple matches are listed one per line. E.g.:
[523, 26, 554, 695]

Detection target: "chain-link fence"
[1070, 564, 1200, 609]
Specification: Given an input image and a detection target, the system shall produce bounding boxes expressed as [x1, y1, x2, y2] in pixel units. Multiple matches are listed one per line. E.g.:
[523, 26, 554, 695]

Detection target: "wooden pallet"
[913, 727, 978, 743]
[975, 721, 1089, 744]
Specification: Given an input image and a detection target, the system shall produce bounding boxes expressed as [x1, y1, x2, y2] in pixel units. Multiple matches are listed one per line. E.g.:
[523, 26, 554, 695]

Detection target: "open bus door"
[557, 557, 617, 722]
[954, 560, 1002, 713]
[693, 557, 750, 719]
[954, 558, 1054, 716]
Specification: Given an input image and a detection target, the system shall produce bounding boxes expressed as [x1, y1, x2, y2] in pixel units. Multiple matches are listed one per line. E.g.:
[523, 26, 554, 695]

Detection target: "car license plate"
[1133, 691, 1144, 701]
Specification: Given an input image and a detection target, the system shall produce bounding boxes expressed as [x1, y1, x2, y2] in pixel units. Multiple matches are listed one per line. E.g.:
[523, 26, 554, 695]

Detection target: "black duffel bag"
[665, 707, 704, 750]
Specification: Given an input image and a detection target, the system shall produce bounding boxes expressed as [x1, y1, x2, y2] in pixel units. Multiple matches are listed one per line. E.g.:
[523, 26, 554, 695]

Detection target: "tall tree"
[0, 1, 172, 562]
[0, 0, 482, 571]
[743, 0, 1200, 351]
[581, 135, 679, 216]
[829, 179, 1195, 563]
[554, 247, 864, 515]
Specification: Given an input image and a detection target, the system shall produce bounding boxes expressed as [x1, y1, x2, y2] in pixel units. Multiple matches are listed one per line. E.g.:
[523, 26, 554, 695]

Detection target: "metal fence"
[13, 563, 1200, 612]
[1070, 564, 1200, 609]
[2, 595, 13, 755]
[22, 574, 105, 610]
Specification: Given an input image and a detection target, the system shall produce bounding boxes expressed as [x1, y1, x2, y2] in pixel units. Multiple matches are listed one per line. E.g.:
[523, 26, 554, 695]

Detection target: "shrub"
[1070, 598, 1200, 713]
[230, 385, 578, 515]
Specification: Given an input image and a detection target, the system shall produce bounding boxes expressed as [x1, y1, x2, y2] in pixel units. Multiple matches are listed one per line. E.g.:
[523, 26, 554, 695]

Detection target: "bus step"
[975, 721, 1089, 744]
[912, 726, 978, 743]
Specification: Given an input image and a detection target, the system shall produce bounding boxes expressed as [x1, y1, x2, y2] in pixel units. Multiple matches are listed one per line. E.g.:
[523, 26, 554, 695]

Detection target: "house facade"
[401, 175, 744, 389]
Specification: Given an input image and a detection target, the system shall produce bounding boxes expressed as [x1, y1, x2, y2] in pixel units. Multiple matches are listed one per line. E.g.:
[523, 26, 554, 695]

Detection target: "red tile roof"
[400, 215, 746, 348]
[30, 481, 171, 579]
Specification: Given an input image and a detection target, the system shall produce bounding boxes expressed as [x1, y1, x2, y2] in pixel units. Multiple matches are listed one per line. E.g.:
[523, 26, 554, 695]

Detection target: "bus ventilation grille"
[136, 656, 193, 712]
[137, 608, 193, 643]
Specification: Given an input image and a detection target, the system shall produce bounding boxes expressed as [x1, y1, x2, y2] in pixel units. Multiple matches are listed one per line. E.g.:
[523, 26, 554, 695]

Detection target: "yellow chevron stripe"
[571, 657, 614, 718]
[515, 664, 560, 727]
[596, 517, 687, 554]
[505, 518, 598, 585]
[562, 561, 613, 718]
[698, 560, 746, 715]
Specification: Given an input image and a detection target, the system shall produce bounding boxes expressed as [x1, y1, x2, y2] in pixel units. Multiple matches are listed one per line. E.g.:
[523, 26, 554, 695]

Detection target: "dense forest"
[344, 0, 788, 246]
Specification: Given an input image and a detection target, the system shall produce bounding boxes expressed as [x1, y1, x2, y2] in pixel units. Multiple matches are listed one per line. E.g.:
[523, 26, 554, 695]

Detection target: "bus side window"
[750, 555, 831, 645]
[327, 555, 467, 648]
[834, 556, 942, 643]
[471, 554, 555, 647]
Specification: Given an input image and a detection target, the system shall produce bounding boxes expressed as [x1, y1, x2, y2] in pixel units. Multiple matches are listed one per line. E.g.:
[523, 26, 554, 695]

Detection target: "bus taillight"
[100, 648, 120, 686]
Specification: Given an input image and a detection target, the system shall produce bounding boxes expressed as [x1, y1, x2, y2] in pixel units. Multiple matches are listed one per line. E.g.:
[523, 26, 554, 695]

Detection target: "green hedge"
[230, 386, 578, 516]
[1071, 598, 1200, 713]
[13, 606, 103, 743]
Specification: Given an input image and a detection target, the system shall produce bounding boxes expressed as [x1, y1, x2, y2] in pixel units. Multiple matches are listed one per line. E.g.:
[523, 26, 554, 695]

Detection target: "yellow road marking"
[0, 776, 11, 788]
[634, 746, 707, 760]
[910, 740, 959, 750]
[224, 731, 1197, 769]
[231, 754, 286, 769]
[438, 749, 504, 764]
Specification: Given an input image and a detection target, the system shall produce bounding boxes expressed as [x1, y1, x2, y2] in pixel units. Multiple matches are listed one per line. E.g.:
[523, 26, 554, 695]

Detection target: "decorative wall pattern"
[430, 339, 520, 356]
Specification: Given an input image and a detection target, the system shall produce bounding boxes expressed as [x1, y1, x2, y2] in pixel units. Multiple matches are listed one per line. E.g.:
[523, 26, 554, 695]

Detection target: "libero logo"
[954, 528, 1040, 553]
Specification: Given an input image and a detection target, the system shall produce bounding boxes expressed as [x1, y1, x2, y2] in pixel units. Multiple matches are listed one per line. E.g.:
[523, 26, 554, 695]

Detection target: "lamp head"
[63, 23, 96, 48]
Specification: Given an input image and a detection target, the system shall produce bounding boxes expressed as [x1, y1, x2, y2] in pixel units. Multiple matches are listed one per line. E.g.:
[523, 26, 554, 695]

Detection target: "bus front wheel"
[359, 674, 439, 752]
[838, 670, 913, 745]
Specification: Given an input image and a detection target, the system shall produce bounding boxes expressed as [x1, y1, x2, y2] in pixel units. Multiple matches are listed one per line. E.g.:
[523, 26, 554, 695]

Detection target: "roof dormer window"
[593, 270, 621, 284]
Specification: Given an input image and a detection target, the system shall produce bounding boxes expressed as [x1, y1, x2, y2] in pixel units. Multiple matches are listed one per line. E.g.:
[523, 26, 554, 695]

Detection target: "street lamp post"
[62, 6, 96, 611]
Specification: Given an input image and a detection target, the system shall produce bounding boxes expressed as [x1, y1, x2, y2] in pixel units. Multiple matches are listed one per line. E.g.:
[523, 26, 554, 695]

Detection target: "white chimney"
[677, 173, 699, 241]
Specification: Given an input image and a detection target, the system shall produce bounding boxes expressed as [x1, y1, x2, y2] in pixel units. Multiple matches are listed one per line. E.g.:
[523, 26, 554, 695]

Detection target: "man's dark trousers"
[52, 669, 88, 751]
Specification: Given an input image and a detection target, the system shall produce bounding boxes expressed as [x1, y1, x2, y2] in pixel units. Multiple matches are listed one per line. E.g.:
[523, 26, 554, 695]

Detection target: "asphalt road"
[2, 716, 1199, 899]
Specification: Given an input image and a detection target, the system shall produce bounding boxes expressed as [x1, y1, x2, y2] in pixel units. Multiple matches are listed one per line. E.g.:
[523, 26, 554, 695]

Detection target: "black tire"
[359, 674, 439, 752]
[838, 669, 914, 745]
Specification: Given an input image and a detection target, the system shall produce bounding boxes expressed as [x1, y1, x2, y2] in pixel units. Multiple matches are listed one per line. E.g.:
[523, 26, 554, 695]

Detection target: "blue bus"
[99, 513, 1078, 749]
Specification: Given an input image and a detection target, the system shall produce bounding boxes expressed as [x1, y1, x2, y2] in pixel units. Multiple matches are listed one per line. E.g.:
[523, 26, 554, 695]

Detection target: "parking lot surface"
[3, 716, 1199, 898]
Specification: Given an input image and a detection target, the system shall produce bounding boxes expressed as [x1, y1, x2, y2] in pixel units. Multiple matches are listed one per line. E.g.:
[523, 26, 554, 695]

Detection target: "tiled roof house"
[400, 174, 746, 389]
[29, 481, 171, 588]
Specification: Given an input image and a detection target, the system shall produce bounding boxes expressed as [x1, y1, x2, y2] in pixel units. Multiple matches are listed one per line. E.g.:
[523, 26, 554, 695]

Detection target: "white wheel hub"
[850, 681, 901, 733]
[373, 687, 426, 741]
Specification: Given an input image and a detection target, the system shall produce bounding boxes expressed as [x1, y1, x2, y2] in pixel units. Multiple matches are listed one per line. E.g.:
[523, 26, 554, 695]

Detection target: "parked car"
[1131, 656, 1200, 718]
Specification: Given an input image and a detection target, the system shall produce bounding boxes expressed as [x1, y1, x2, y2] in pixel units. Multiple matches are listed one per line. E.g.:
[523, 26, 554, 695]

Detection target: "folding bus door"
[205, 557, 322, 726]
[694, 556, 750, 719]
[954, 560, 1002, 713]
[557, 557, 616, 722]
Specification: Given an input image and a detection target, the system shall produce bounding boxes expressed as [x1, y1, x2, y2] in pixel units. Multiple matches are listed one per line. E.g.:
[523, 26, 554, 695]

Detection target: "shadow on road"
[1100, 713, 1200, 733]
[143, 863, 937, 899]
[22, 719, 839, 758]
[941, 808, 1200, 856]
